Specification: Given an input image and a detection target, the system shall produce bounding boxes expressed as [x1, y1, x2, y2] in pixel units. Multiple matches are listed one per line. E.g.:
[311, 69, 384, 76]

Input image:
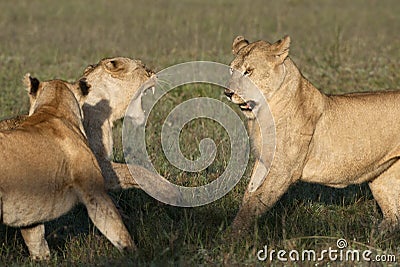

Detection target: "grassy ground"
[0, 0, 400, 265]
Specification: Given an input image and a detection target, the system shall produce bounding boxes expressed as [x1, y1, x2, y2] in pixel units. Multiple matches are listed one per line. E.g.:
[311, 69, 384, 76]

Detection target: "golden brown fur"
[0, 115, 27, 130]
[226, 35, 400, 236]
[0, 79, 133, 259]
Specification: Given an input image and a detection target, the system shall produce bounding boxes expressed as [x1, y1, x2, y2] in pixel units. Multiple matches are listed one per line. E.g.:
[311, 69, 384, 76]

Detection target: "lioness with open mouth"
[0, 77, 133, 260]
[225, 35, 400, 236]
[0, 58, 182, 205]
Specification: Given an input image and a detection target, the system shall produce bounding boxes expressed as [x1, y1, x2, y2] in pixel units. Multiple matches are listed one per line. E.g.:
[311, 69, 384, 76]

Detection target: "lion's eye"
[243, 68, 253, 76]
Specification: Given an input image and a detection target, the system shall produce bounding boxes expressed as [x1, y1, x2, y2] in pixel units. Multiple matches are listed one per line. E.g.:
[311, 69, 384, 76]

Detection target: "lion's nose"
[224, 89, 234, 98]
[147, 71, 156, 78]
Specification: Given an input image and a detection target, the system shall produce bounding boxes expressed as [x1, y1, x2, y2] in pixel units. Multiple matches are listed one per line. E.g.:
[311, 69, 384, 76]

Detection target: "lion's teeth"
[151, 86, 155, 94]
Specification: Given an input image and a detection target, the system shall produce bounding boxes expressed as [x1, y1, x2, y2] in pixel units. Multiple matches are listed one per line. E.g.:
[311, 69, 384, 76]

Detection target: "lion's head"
[24, 73, 90, 118]
[81, 57, 155, 124]
[225, 35, 291, 119]
[23, 75, 91, 138]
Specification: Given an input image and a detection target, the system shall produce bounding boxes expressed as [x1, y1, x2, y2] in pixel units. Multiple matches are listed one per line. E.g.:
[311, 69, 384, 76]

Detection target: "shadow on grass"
[0, 182, 391, 265]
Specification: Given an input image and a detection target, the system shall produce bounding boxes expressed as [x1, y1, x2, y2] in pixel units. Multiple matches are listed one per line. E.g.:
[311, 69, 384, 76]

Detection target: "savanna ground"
[0, 0, 400, 266]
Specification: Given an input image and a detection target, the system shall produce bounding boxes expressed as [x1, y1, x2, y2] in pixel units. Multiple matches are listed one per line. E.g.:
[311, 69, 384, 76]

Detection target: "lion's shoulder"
[0, 115, 28, 131]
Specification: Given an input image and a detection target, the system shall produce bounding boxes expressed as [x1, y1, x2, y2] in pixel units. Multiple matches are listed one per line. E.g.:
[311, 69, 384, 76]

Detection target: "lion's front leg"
[110, 162, 140, 189]
[109, 162, 183, 205]
[20, 224, 50, 260]
[369, 160, 400, 233]
[230, 163, 294, 237]
[78, 187, 135, 252]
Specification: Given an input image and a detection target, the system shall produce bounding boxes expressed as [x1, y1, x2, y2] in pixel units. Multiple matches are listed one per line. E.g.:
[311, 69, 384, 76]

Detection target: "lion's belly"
[301, 97, 400, 187]
[0, 135, 80, 227]
[1, 189, 78, 227]
[302, 155, 397, 187]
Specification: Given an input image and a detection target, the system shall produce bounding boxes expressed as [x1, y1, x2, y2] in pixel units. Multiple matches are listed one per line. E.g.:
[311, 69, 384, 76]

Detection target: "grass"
[1, 0, 400, 265]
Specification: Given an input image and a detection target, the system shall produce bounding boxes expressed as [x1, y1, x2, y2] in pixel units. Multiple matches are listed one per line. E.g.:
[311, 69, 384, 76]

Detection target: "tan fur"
[0, 80, 134, 259]
[81, 57, 154, 160]
[226, 35, 400, 235]
[79, 57, 183, 201]
[0, 115, 27, 130]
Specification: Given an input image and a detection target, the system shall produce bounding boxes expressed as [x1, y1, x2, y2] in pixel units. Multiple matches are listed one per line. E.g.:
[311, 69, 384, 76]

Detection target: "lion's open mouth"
[224, 89, 256, 111]
[239, 100, 256, 111]
[142, 75, 157, 95]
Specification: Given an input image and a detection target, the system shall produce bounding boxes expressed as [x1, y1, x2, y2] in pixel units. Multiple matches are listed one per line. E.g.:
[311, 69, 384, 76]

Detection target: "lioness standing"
[225, 35, 400, 235]
[0, 78, 133, 259]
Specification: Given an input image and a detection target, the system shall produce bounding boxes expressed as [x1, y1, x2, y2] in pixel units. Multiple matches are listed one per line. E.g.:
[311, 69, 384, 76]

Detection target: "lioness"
[79, 57, 180, 200]
[225, 35, 400, 235]
[0, 78, 133, 260]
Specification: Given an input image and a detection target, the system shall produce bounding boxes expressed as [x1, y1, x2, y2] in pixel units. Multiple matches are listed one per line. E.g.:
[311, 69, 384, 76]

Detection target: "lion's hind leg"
[77, 188, 136, 252]
[20, 224, 50, 260]
[369, 160, 400, 233]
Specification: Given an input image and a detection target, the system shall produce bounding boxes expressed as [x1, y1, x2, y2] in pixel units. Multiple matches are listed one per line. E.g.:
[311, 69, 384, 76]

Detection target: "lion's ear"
[78, 78, 91, 96]
[104, 58, 128, 74]
[271, 35, 291, 64]
[23, 73, 40, 96]
[232, 36, 249, 55]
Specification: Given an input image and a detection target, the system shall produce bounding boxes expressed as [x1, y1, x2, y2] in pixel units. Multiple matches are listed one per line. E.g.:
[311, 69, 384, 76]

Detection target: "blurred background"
[1, 0, 399, 117]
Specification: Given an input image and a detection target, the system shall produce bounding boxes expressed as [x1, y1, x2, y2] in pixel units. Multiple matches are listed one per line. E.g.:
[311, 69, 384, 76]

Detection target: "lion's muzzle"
[239, 100, 256, 111]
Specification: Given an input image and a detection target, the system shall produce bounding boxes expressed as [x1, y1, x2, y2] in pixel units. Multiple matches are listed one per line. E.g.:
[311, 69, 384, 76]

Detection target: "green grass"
[1, 0, 400, 265]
